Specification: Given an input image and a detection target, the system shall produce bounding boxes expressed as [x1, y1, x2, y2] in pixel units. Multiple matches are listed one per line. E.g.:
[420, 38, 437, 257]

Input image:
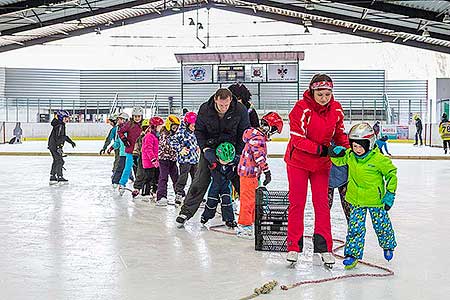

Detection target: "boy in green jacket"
[330, 122, 397, 269]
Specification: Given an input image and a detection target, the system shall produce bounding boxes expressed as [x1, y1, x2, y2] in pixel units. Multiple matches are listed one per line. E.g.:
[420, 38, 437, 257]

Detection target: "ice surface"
[0, 153, 449, 299]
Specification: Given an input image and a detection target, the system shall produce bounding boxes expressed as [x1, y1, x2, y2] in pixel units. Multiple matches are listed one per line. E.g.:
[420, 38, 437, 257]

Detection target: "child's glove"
[204, 148, 217, 165]
[106, 146, 114, 155]
[180, 147, 189, 156]
[329, 145, 347, 157]
[263, 170, 272, 186]
[99, 148, 106, 155]
[70, 141, 76, 148]
[382, 191, 395, 211]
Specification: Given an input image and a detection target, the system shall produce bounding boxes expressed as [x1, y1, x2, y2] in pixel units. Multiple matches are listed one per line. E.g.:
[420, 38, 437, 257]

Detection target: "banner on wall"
[267, 64, 298, 82]
[381, 125, 398, 140]
[250, 65, 264, 82]
[396, 126, 409, 140]
[182, 65, 213, 83]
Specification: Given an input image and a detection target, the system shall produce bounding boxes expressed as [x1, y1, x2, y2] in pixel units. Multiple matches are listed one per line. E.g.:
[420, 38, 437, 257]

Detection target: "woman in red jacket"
[284, 74, 349, 268]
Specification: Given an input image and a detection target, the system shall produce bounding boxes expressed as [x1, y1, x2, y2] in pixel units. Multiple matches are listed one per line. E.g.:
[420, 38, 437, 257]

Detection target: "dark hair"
[214, 88, 233, 100]
[228, 83, 252, 107]
[309, 73, 333, 96]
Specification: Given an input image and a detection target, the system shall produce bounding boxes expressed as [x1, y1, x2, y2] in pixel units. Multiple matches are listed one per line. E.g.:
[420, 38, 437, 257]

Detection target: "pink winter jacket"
[238, 128, 269, 177]
[141, 131, 159, 169]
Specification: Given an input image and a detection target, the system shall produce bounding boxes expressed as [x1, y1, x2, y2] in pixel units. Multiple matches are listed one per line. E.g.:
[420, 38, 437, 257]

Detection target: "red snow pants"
[286, 165, 333, 253]
[238, 176, 259, 226]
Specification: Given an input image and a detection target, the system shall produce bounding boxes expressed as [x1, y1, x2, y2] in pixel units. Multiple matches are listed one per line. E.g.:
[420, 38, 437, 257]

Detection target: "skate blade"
[287, 261, 297, 269]
[49, 182, 58, 186]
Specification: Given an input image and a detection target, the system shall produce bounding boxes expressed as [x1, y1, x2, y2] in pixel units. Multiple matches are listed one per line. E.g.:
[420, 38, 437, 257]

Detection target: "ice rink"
[0, 142, 449, 299]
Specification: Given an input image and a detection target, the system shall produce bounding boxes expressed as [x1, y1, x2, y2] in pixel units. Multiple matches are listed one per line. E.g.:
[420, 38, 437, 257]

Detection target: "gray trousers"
[175, 163, 198, 197]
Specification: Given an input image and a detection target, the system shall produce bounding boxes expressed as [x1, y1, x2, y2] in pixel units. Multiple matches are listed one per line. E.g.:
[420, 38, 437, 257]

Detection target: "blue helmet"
[55, 110, 70, 121]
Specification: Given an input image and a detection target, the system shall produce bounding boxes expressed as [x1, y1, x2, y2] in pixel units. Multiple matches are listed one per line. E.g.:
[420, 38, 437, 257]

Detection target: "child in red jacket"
[236, 112, 283, 239]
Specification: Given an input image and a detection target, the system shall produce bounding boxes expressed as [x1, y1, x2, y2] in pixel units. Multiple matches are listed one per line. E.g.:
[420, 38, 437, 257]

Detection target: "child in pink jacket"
[237, 112, 283, 239]
[141, 116, 164, 202]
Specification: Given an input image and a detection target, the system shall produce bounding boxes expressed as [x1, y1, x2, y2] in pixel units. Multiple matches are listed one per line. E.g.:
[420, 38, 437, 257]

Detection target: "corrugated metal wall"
[385, 80, 428, 122]
[0, 68, 5, 98]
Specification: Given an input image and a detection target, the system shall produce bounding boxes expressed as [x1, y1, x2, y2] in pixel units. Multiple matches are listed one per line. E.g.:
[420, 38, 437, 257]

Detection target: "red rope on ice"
[208, 226, 394, 292]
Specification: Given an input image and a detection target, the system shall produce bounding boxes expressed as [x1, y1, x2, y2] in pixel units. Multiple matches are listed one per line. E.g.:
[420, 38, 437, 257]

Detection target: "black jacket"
[48, 118, 74, 150]
[415, 118, 423, 131]
[195, 95, 250, 154]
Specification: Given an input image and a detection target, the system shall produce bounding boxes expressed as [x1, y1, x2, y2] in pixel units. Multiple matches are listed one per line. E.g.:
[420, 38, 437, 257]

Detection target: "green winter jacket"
[331, 147, 397, 208]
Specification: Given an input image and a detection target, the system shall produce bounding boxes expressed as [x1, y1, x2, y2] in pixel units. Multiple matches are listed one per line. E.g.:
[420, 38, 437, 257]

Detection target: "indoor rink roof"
[1, 0, 450, 53]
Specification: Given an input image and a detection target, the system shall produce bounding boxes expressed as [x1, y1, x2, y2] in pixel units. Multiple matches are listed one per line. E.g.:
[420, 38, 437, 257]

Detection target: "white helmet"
[118, 112, 129, 120]
[132, 107, 144, 116]
[348, 122, 376, 150]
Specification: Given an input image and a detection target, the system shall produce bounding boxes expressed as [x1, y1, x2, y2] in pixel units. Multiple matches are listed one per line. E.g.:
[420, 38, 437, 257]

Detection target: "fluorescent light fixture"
[422, 28, 430, 37]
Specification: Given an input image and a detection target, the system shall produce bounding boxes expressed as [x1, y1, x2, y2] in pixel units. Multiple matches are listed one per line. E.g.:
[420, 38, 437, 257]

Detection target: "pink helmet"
[184, 111, 197, 125]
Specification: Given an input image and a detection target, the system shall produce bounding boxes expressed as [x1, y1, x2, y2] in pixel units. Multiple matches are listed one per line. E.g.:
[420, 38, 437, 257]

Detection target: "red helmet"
[150, 116, 164, 127]
[184, 111, 197, 124]
[261, 112, 283, 134]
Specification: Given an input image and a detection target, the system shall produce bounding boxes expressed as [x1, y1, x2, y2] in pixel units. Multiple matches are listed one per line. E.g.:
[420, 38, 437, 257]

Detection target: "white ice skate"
[174, 194, 183, 206]
[112, 184, 118, 189]
[236, 225, 254, 240]
[176, 214, 187, 228]
[286, 251, 298, 265]
[167, 197, 176, 206]
[313, 252, 335, 269]
[156, 197, 168, 206]
[118, 185, 126, 196]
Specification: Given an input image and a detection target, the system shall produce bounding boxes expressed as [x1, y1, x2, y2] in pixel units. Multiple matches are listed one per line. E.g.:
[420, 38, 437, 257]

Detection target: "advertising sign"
[267, 64, 298, 82]
[182, 65, 213, 83]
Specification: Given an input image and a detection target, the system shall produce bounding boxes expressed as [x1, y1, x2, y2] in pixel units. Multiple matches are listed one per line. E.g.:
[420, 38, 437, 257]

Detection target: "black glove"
[204, 148, 217, 165]
[70, 141, 76, 148]
[328, 145, 347, 158]
[57, 148, 64, 156]
[99, 148, 106, 155]
[318, 145, 329, 157]
[122, 137, 131, 148]
[263, 170, 272, 186]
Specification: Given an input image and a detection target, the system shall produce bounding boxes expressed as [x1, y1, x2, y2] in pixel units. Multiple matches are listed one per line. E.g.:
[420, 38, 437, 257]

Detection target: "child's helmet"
[55, 110, 70, 121]
[132, 107, 144, 116]
[184, 111, 197, 125]
[141, 119, 150, 128]
[118, 112, 129, 120]
[413, 113, 420, 120]
[150, 116, 164, 127]
[348, 122, 376, 152]
[216, 142, 235, 163]
[261, 112, 283, 135]
[108, 113, 118, 123]
[165, 115, 181, 131]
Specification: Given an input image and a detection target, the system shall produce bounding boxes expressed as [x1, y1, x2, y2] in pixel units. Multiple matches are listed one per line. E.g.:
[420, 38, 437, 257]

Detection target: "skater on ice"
[330, 122, 398, 269]
[236, 111, 283, 239]
[284, 73, 349, 268]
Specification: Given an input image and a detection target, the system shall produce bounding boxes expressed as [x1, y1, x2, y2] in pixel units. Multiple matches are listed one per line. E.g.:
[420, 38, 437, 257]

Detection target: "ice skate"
[174, 194, 183, 206]
[286, 251, 298, 266]
[57, 176, 69, 184]
[131, 189, 140, 199]
[384, 249, 394, 261]
[112, 183, 118, 189]
[176, 214, 187, 228]
[118, 185, 126, 196]
[200, 216, 208, 227]
[314, 252, 335, 269]
[343, 256, 358, 269]
[49, 175, 58, 185]
[167, 197, 176, 206]
[225, 220, 237, 229]
[156, 197, 168, 206]
[236, 225, 254, 240]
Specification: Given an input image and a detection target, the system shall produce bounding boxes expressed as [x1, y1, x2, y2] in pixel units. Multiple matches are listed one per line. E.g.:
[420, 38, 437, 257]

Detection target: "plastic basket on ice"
[255, 187, 289, 252]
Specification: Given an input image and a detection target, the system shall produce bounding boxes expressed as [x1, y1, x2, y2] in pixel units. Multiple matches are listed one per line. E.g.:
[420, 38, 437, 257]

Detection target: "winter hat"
[350, 139, 370, 155]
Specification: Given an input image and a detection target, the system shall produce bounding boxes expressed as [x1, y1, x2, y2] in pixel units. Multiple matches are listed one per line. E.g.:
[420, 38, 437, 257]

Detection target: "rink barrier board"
[2, 152, 450, 160]
[255, 187, 290, 252]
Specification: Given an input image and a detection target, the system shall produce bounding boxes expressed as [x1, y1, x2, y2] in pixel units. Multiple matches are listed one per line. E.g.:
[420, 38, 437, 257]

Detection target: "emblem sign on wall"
[182, 65, 213, 83]
[250, 65, 264, 82]
[267, 64, 298, 82]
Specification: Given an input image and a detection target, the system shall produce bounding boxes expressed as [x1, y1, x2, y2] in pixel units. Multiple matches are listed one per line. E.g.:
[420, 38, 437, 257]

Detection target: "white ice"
[0, 147, 449, 299]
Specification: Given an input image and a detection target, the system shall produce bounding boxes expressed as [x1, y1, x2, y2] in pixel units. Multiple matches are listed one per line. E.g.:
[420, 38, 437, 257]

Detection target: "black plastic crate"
[255, 187, 289, 252]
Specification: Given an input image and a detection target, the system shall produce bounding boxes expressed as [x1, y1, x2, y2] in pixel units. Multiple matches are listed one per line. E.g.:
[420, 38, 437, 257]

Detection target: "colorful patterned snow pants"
[344, 205, 397, 259]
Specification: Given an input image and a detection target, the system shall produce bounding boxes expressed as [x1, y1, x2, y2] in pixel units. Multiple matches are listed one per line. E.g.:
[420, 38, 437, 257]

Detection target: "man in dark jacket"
[413, 114, 423, 146]
[48, 110, 76, 184]
[176, 88, 250, 227]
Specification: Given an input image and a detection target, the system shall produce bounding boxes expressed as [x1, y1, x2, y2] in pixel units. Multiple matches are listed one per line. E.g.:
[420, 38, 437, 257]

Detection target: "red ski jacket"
[284, 90, 349, 172]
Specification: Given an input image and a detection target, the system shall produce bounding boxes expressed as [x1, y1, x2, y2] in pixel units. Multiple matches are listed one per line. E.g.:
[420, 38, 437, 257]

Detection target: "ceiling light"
[303, 19, 312, 27]
[171, 7, 181, 11]
[45, 6, 52, 14]
[198, 22, 204, 30]
[305, 3, 315, 10]
[76, 19, 83, 28]
[304, 26, 310, 34]
[95, 27, 101, 35]
[443, 13, 450, 23]
[422, 28, 430, 37]
[188, 17, 195, 26]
